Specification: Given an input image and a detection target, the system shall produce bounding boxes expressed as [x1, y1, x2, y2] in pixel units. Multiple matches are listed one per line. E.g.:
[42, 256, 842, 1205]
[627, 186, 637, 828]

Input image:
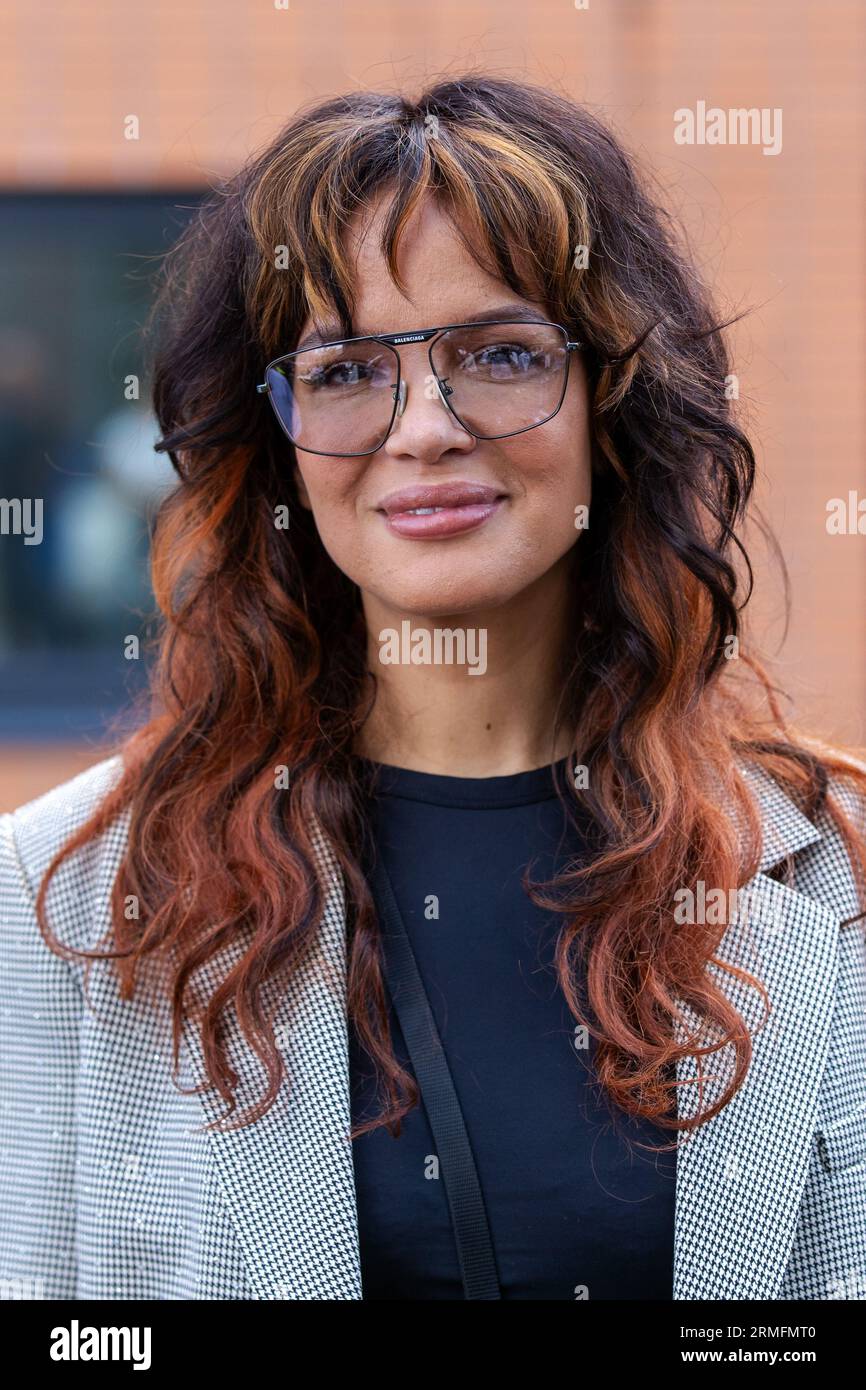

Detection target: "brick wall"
[2, 0, 863, 808]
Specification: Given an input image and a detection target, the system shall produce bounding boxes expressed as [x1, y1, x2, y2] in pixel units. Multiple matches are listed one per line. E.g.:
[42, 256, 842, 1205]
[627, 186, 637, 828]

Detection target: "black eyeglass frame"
[255, 318, 587, 458]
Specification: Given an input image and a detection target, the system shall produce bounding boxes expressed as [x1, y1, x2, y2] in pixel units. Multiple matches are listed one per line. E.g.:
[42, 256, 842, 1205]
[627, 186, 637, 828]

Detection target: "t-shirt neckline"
[355, 754, 572, 809]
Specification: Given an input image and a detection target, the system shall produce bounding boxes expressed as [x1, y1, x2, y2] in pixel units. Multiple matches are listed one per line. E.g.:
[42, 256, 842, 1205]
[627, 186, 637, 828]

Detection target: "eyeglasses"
[256, 318, 586, 458]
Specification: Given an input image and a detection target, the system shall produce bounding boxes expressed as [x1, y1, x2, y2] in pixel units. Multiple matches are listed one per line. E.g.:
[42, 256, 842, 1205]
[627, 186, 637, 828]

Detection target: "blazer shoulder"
[822, 762, 866, 830]
[789, 763, 866, 926]
[2, 754, 129, 946]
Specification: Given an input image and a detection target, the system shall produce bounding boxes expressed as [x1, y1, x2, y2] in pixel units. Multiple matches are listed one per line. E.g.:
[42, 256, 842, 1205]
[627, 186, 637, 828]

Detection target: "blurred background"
[1, 0, 864, 810]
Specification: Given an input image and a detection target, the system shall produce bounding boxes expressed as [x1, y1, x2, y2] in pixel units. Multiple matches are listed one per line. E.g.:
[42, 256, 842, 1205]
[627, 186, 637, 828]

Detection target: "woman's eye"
[302, 359, 376, 389]
[465, 343, 545, 375]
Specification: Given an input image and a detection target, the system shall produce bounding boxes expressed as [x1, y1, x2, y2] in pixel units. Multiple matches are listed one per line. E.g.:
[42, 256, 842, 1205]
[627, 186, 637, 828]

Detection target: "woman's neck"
[353, 560, 575, 777]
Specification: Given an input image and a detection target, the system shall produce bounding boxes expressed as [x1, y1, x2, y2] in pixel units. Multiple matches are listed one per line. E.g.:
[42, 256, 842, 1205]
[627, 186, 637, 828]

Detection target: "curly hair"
[35, 73, 866, 1141]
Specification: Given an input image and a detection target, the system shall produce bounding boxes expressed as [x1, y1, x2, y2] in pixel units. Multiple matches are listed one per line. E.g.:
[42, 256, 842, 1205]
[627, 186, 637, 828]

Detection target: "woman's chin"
[368, 580, 515, 621]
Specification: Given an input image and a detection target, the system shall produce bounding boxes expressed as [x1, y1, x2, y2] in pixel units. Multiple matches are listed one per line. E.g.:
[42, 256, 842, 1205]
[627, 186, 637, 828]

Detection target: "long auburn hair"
[36, 73, 866, 1140]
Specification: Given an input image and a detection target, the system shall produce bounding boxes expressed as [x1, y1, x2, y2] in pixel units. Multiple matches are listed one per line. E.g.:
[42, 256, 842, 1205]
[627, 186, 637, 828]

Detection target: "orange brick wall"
[2, 0, 864, 808]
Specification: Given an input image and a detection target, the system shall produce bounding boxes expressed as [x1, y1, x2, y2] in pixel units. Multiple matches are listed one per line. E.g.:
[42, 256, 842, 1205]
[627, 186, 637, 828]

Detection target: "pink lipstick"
[377, 482, 506, 539]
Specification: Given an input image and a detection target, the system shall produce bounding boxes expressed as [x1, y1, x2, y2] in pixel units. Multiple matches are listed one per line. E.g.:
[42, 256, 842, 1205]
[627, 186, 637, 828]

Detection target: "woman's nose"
[384, 371, 472, 457]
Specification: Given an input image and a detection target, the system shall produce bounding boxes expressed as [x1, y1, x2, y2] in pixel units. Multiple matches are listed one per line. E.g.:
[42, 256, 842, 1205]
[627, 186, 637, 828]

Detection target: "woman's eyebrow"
[295, 303, 549, 351]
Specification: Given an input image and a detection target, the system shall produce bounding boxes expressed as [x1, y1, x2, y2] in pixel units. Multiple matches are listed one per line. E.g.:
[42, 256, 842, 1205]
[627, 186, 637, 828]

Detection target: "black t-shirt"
[348, 755, 676, 1300]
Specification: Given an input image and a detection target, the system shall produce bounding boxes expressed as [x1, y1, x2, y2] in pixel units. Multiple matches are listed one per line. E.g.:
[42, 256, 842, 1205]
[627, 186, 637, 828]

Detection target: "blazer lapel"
[672, 769, 838, 1299]
[180, 823, 361, 1300]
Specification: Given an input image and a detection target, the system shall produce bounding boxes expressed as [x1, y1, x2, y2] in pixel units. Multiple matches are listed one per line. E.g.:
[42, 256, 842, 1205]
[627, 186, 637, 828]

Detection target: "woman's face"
[291, 193, 592, 621]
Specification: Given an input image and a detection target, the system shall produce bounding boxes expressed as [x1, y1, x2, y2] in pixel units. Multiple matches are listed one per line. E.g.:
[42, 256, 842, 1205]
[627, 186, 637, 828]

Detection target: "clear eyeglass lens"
[431, 323, 568, 437]
[265, 322, 568, 454]
[266, 339, 399, 456]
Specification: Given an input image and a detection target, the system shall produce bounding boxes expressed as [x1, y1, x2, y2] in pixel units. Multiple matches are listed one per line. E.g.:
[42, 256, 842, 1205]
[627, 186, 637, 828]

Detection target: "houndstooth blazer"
[1, 753, 865, 1301]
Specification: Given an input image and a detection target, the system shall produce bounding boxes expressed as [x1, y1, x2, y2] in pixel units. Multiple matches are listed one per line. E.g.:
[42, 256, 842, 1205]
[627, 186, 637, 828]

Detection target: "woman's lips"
[376, 483, 507, 539]
[382, 499, 504, 538]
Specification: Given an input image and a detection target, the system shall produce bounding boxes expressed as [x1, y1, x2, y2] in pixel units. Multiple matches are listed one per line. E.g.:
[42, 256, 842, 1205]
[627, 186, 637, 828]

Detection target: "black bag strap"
[371, 853, 502, 1300]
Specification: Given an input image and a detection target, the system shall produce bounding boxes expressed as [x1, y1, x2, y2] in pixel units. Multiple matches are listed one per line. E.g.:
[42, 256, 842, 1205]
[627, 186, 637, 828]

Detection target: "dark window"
[0, 192, 203, 738]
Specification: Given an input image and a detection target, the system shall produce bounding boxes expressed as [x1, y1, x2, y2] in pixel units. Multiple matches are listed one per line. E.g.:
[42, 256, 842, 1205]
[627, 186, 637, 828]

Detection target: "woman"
[1, 75, 865, 1303]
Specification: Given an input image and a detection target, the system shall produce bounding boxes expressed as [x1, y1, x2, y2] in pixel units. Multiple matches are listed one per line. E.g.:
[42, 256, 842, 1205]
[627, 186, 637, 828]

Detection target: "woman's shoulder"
[1, 753, 129, 943]
[820, 762, 866, 830]
[4, 747, 865, 930]
[745, 755, 866, 927]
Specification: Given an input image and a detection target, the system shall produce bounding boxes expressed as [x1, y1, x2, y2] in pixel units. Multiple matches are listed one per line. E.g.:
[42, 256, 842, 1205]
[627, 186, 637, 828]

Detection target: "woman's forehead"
[296, 298, 556, 348]
[296, 211, 552, 342]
